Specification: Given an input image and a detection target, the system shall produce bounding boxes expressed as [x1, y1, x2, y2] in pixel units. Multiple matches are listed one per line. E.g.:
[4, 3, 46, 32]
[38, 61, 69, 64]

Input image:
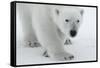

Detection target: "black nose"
[70, 30, 77, 37]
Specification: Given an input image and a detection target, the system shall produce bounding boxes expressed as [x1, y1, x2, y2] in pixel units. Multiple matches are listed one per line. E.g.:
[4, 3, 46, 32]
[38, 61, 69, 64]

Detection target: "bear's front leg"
[35, 24, 74, 61]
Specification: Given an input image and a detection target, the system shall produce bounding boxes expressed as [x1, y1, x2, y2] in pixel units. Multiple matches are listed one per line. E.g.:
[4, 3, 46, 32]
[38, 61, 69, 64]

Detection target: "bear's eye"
[77, 20, 80, 23]
[65, 19, 69, 22]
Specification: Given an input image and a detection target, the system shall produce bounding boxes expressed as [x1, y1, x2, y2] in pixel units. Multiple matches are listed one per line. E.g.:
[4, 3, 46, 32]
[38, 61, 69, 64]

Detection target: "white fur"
[17, 3, 83, 61]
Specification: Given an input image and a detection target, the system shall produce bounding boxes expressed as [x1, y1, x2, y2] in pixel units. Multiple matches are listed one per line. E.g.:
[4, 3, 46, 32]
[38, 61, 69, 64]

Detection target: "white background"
[0, 0, 99, 68]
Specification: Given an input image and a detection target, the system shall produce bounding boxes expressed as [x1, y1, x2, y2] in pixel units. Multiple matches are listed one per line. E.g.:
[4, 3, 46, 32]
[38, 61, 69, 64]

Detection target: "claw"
[69, 56, 74, 60]
[64, 39, 72, 45]
[43, 51, 49, 57]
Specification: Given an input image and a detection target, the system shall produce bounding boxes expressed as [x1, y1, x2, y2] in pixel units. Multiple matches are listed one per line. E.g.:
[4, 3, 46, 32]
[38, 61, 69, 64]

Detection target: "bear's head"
[52, 6, 84, 38]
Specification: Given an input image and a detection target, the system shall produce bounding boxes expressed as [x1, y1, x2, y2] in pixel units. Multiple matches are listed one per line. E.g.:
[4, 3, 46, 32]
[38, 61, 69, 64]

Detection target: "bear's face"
[53, 7, 84, 38]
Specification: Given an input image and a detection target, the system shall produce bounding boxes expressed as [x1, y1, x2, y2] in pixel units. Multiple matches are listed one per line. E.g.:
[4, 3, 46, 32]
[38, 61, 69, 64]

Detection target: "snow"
[16, 4, 97, 65]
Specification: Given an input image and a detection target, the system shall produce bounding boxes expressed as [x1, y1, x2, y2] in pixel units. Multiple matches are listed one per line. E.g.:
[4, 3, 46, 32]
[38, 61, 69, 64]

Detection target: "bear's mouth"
[70, 30, 77, 37]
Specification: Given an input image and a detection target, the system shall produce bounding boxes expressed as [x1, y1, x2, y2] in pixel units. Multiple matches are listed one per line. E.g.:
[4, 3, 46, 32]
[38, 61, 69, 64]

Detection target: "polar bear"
[17, 4, 84, 61]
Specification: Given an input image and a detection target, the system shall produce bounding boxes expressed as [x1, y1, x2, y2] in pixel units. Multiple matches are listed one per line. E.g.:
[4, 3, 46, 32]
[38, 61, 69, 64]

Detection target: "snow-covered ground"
[16, 4, 96, 65]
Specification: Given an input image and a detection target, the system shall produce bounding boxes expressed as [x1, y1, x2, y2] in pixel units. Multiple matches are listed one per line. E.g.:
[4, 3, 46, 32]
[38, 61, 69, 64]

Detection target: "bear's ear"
[55, 9, 60, 15]
[80, 9, 84, 16]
